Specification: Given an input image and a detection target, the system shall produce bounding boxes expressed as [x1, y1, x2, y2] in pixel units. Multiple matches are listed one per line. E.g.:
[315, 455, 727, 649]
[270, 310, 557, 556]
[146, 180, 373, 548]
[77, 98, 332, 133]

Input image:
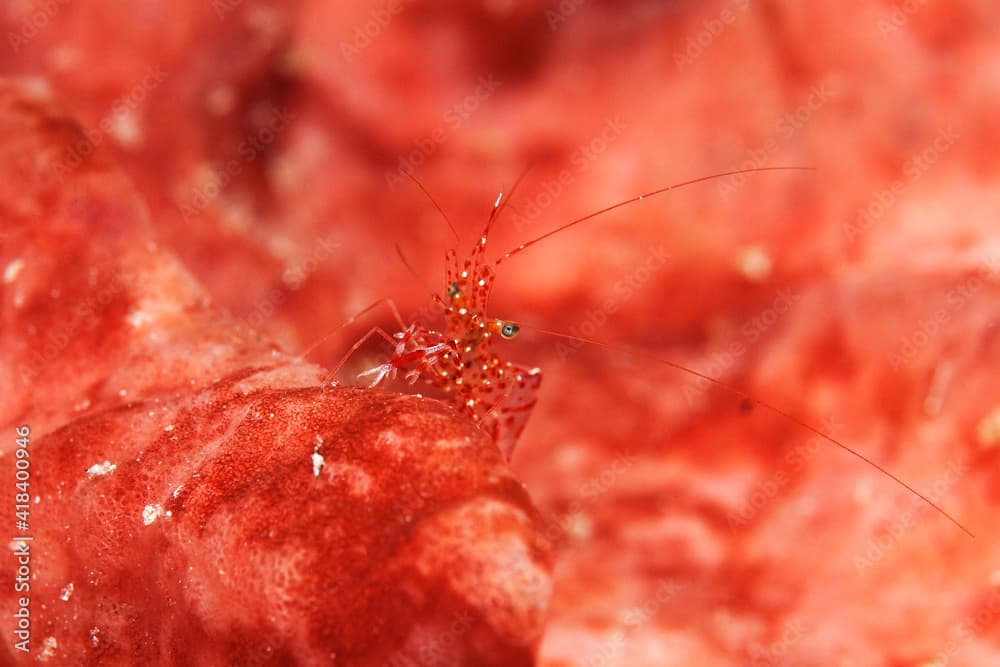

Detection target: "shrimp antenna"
[394, 243, 446, 308]
[484, 162, 535, 238]
[518, 324, 974, 538]
[402, 169, 461, 245]
[495, 166, 815, 265]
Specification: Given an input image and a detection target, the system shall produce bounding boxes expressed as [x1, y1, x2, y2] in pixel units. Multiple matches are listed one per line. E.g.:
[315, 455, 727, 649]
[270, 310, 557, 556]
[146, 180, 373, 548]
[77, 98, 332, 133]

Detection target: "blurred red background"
[2, 0, 998, 664]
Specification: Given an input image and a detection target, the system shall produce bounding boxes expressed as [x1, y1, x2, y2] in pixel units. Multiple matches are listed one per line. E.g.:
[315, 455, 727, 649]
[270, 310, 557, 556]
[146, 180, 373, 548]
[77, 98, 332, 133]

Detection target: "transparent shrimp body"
[429, 240, 541, 459]
[362, 227, 540, 460]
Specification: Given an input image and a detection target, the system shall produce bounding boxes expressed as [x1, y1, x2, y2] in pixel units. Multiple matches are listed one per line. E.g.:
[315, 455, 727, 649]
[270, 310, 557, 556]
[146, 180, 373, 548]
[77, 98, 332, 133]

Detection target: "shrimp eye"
[499, 322, 520, 339]
[448, 282, 461, 298]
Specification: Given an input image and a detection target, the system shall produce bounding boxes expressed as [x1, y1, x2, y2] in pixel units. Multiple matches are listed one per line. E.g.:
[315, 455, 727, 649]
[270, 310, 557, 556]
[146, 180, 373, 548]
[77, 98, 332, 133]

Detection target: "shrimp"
[319, 166, 973, 537]
[330, 175, 542, 460]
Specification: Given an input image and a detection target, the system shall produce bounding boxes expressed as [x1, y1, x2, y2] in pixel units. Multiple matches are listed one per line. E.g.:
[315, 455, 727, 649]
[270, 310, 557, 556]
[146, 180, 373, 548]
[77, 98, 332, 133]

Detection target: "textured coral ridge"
[0, 84, 552, 666]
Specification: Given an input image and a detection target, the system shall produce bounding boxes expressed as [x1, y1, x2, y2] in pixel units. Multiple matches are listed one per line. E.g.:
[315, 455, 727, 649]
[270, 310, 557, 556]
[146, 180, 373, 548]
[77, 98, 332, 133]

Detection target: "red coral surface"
[2, 0, 999, 665]
[0, 85, 551, 665]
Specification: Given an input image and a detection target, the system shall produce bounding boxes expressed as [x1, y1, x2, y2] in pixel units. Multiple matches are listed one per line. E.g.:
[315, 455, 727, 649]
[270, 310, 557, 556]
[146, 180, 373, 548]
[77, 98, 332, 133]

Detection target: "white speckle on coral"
[126, 308, 154, 328]
[107, 108, 143, 149]
[977, 405, 1000, 448]
[164, 424, 174, 432]
[3, 258, 24, 284]
[118, 389, 127, 397]
[60, 582, 74, 602]
[172, 484, 184, 499]
[13, 76, 52, 101]
[74, 399, 92, 412]
[737, 245, 773, 282]
[312, 435, 325, 478]
[435, 437, 471, 450]
[39, 636, 58, 661]
[142, 504, 164, 526]
[48, 44, 80, 72]
[206, 84, 236, 116]
[89, 627, 101, 647]
[312, 451, 325, 478]
[86, 461, 117, 479]
[563, 511, 594, 544]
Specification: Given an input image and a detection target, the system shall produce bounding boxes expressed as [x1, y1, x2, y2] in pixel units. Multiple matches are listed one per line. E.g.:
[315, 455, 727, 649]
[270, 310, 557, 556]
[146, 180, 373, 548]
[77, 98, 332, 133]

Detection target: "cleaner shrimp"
[307, 169, 542, 459]
[307, 166, 974, 537]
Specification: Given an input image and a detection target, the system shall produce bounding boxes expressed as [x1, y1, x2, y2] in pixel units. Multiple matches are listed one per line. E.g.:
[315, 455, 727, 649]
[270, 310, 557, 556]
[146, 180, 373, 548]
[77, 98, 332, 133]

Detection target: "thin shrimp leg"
[323, 326, 398, 387]
[296, 297, 407, 363]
